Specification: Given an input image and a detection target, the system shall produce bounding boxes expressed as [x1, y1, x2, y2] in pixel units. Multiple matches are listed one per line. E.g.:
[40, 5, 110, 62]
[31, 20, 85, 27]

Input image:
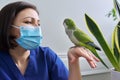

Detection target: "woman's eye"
[24, 21, 32, 24]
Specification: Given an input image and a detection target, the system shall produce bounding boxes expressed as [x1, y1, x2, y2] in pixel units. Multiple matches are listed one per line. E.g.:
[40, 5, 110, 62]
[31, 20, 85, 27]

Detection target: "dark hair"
[0, 1, 39, 51]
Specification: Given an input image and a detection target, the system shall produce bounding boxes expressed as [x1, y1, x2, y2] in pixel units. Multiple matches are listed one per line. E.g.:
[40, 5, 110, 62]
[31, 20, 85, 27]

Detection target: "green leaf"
[113, 0, 120, 17]
[84, 13, 120, 71]
[112, 25, 120, 65]
[115, 25, 120, 53]
[114, 23, 120, 66]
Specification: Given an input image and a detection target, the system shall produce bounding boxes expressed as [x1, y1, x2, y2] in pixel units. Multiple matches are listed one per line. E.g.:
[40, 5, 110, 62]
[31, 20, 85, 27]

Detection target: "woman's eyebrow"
[23, 17, 40, 21]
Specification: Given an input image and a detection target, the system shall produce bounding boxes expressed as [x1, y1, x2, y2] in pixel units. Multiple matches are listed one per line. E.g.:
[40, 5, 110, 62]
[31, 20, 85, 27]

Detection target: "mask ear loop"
[11, 25, 20, 29]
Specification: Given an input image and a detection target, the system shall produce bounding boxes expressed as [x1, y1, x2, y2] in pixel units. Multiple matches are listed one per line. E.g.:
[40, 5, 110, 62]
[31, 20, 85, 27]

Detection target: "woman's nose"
[33, 22, 39, 27]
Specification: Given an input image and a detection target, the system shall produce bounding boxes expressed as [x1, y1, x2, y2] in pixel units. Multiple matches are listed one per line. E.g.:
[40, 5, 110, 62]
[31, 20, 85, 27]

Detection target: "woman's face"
[10, 8, 40, 38]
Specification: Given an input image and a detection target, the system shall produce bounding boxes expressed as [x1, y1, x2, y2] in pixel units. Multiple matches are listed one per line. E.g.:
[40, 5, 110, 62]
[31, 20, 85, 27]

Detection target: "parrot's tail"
[86, 42, 101, 51]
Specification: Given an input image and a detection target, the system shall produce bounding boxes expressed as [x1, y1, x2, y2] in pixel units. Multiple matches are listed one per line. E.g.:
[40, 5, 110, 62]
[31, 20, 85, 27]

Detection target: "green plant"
[84, 0, 120, 71]
[106, 0, 120, 21]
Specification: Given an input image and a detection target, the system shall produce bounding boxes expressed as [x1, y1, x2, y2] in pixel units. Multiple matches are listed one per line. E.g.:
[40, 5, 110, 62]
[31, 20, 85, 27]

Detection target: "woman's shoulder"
[32, 46, 60, 69]
[35, 46, 56, 55]
[32, 46, 58, 60]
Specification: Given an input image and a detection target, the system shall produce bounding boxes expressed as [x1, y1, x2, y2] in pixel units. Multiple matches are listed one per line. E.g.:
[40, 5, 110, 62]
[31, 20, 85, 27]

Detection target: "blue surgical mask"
[12, 25, 43, 50]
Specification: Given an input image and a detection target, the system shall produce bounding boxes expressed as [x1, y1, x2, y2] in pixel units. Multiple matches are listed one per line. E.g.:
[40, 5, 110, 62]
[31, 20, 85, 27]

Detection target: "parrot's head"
[63, 18, 76, 30]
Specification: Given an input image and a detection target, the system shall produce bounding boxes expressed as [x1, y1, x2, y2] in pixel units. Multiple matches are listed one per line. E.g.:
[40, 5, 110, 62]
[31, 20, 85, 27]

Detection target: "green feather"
[74, 29, 93, 43]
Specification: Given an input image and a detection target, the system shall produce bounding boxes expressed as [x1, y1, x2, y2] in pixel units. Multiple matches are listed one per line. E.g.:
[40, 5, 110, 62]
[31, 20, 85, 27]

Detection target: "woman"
[0, 1, 99, 80]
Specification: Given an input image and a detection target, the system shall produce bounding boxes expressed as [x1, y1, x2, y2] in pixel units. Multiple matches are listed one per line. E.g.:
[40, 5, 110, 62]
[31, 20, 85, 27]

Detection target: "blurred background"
[0, 0, 116, 80]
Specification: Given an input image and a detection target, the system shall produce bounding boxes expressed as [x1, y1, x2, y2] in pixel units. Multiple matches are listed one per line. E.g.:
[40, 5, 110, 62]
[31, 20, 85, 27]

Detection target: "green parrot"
[63, 18, 108, 68]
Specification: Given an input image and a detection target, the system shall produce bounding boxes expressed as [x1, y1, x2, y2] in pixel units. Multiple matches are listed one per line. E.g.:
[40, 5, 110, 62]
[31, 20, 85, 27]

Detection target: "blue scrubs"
[0, 47, 68, 80]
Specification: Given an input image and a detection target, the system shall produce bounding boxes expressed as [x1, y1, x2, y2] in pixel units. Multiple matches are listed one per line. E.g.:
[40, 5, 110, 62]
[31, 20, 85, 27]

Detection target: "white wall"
[0, 0, 115, 78]
[39, 0, 117, 54]
[0, 0, 116, 53]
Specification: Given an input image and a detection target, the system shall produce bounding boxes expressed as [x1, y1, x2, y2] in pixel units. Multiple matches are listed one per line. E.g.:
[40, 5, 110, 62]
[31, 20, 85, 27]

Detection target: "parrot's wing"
[73, 29, 93, 43]
[74, 29, 101, 50]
